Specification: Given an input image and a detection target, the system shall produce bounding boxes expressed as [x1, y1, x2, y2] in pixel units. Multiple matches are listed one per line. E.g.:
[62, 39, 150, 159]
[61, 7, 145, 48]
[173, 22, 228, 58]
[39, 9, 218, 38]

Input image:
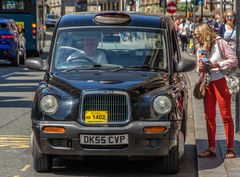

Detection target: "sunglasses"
[226, 16, 235, 19]
[194, 33, 201, 38]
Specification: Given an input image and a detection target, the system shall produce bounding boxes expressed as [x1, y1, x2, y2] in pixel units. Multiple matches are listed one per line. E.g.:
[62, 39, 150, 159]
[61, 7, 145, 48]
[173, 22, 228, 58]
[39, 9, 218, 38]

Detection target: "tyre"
[181, 112, 187, 142]
[32, 132, 53, 172]
[161, 145, 179, 174]
[11, 52, 20, 67]
[20, 50, 26, 65]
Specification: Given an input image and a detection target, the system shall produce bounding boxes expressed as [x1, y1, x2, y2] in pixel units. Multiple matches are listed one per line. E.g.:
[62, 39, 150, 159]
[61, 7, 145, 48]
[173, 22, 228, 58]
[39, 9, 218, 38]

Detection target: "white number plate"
[80, 134, 129, 145]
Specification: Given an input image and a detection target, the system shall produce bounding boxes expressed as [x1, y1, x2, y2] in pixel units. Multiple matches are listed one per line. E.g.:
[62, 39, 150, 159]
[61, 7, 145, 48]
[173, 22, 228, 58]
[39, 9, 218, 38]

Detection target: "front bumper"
[33, 121, 179, 157]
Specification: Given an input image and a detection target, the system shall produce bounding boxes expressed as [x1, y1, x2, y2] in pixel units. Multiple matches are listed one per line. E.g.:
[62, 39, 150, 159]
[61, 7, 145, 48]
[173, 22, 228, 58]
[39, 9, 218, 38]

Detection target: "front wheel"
[161, 145, 179, 174]
[31, 132, 53, 172]
[154, 145, 179, 174]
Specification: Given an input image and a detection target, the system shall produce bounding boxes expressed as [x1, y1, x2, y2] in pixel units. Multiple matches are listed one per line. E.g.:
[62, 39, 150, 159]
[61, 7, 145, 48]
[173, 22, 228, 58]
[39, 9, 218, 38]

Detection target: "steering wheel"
[66, 56, 96, 65]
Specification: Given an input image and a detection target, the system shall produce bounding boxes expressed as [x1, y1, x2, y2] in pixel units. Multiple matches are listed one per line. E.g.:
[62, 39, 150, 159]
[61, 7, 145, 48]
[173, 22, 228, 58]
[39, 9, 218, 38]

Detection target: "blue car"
[0, 18, 26, 66]
[45, 14, 59, 28]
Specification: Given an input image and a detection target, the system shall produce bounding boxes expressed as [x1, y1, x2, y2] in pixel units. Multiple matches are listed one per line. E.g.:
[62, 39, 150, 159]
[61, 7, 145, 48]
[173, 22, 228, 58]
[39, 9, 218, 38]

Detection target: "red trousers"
[204, 77, 234, 149]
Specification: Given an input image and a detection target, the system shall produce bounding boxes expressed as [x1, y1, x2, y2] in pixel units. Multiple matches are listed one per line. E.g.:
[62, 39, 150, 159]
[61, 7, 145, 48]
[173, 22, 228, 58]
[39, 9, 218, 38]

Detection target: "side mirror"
[25, 58, 48, 71]
[175, 59, 196, 72]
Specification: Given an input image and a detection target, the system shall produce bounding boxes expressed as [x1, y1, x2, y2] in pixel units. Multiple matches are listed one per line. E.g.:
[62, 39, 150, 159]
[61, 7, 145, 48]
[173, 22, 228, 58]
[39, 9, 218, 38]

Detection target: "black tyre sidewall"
[32, 133, 52, 172]
[20, 50, 26, 65]
[162, 145, 179, 174]
[11, 52, 20, 67]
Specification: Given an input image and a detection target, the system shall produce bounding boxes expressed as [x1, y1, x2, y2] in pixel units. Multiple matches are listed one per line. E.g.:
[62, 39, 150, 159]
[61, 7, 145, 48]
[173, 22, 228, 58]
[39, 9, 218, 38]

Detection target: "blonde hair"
[194, 23, 218, 52]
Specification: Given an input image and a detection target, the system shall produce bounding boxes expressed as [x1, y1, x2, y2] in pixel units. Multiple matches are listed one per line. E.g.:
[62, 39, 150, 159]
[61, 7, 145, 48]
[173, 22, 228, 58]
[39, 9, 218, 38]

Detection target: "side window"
[0, 23, 8, 30]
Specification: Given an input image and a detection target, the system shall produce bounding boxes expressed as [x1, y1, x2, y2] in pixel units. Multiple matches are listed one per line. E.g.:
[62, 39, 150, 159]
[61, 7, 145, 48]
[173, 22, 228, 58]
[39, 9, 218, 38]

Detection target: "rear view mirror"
[103, 35, 120, 42]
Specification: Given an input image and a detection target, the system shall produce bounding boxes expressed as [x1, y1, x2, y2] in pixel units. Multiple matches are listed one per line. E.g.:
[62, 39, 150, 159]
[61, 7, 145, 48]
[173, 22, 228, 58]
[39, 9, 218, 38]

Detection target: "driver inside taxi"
[67, 33, 108, 64]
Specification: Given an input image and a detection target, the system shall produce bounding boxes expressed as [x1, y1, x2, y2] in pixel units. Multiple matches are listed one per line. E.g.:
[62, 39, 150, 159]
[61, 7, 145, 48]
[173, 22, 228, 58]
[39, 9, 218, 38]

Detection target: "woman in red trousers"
[194, 23, 238, 158]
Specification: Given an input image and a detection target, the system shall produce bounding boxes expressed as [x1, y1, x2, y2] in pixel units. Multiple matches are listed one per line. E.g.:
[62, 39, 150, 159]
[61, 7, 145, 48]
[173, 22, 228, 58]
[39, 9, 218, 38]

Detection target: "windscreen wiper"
[124, 65, 166, 71]
[55, 66, 93, 74]
[55, 64, 124, 74]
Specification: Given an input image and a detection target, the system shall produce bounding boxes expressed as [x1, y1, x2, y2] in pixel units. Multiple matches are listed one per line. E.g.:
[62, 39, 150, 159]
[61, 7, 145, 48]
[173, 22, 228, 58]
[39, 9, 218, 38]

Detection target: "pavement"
[182, 51, 240, 177]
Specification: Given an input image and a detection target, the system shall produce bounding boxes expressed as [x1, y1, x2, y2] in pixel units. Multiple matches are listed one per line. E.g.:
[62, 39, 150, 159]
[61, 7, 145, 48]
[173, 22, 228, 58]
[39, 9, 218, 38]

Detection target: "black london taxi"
[26, 12, 196, 174]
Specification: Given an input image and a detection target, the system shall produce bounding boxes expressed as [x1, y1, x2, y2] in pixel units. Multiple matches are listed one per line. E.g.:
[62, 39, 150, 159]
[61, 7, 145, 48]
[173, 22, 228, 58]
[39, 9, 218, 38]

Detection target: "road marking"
[1, 72, 18, 78]
[0, 135, 30, 148]
[21, 165, 31, 172]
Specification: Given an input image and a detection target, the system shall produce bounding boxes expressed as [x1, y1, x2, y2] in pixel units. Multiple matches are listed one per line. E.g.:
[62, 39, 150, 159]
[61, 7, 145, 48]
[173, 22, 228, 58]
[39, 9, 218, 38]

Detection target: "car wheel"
[32, 132, 53, 172]
[11, 52, 20, 67]
[20, 50, 26, 65]
[161, 145, 179, 174]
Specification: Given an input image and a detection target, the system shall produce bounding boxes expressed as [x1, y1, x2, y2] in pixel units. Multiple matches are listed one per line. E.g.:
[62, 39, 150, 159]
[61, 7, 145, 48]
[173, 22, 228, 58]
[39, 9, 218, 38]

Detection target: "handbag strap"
[229, 25, 235, 40]
[216, 38, 237, 73]
[199, 72, 206, 84]
[216, 39, 225, 60]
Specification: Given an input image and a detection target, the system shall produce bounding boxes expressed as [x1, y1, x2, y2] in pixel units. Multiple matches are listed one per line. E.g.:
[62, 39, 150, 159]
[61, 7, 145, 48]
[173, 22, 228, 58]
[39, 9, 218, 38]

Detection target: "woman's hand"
[211, 62, 220, 68]
[198, 60, 204, 72]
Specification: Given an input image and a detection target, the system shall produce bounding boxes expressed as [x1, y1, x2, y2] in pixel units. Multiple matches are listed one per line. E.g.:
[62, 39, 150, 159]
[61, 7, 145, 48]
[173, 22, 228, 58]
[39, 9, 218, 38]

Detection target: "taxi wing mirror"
[175, 59, 196, 72]
[25, 58, 48, 71]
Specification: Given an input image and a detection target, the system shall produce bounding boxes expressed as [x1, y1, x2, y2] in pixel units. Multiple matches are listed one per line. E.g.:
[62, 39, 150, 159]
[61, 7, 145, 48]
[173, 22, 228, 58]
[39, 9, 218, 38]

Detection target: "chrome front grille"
[79, 90, 131, 125]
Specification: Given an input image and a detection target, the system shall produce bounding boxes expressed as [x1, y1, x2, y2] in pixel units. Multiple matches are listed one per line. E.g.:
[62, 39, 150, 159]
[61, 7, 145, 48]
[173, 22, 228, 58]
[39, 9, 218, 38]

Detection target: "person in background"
[219, 9, 236, 52]
[194, 23, 237, 159]
[175, 18, 180, 36]
[188, 19, 194, 52]
[178, 19, 189, 52]
[212, 14, 220, 32]
[207, 16, 213, 27]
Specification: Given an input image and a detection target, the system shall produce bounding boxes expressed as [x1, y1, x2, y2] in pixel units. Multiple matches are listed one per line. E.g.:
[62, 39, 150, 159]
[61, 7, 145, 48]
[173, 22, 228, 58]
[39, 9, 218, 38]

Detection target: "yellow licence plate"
[85, 111, 108, 123]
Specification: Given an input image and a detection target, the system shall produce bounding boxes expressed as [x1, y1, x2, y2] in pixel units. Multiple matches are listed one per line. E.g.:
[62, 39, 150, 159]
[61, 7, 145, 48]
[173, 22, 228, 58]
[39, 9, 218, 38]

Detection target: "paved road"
[0, 29, 198, 177]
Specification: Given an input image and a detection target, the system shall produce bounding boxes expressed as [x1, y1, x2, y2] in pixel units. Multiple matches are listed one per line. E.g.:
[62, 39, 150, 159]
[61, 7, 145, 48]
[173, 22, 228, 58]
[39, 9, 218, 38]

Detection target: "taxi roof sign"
[94, 12, 131, 25]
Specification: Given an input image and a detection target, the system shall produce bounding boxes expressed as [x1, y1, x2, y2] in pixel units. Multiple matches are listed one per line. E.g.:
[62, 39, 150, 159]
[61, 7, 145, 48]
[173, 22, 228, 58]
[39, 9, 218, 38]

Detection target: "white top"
[197, 43, 224, 81]
[67, 50, 108, 64]
[209, 43, 224, 81]
[178, 23, 189, 36]
[224, 27, 236, 52]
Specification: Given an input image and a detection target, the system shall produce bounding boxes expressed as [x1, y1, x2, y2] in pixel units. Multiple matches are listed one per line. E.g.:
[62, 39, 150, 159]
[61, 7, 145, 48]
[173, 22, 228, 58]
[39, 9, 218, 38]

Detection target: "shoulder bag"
[193, 72, 207, 99]
[216, 39, 240, 95]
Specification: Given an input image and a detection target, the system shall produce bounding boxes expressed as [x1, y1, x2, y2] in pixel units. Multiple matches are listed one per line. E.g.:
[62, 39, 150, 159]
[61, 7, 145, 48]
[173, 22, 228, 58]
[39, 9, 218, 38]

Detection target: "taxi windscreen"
[53, 27, 168, 71]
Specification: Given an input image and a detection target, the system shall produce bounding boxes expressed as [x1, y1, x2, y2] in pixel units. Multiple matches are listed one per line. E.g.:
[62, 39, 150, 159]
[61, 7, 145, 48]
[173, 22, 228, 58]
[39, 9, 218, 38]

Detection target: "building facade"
[61, 0, 87, 15]
[139, 0, 235, 17]
[46, 0, 61, 15]
[46, 0, 235, 16]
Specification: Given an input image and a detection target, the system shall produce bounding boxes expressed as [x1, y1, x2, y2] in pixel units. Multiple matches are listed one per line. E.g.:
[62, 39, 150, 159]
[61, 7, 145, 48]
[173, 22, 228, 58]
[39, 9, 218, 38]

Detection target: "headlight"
[39, 95, 59, 114]
[153, 96, 172, 115]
